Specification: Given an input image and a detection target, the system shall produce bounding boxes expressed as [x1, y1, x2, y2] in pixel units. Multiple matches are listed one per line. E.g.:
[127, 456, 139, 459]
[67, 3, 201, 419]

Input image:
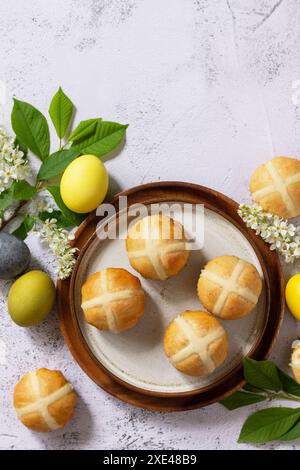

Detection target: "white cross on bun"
[81, 268, 145, 333]
[250, 156, 300, 218]
[13, 368, 77, 432]
[126, 214, 190, 280]
[164, 311, 228, 377]
[197, 255, 262, 320]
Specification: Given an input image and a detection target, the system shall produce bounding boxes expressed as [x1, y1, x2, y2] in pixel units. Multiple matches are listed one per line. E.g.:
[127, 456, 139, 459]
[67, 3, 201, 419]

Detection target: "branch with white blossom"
[32, 218, 78, 280]
[0, 127, 78, 279]
[0, 128, 31, 194]
[238, 203, 300, 263]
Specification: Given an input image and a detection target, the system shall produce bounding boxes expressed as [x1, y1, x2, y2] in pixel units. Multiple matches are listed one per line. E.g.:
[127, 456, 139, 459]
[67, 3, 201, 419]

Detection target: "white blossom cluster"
[32, 218, 77, 280]
[18, 190, 77, 280]
[0, 127, 31, 194]
[19, 190, 77, 280]
[238, 203, 300, 263]
[25, 191, 55, 216]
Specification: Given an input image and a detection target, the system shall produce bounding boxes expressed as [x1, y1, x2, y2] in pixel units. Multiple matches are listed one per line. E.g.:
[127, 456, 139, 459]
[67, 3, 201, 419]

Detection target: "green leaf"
[38, 210, 72, 229]
[12, 222, 27, 240]
[221, 391, 266, 410]
[0, 187, 14, 211]
[68, 118, 99, 143]
[49, 87, 74, 139]
[71, 120, 128, 157]
[11, 98, 50, 160]
[238, 407, 300, 444]
[279, 419, 300, 441]
[23, 214, 35, 231]
[47, 186, 84, 228]
[12, 180, 37, 200]
[12, 215, 35, 240]
[37, 149, 79, 181]
[0, 181, 36, 214]
[277, 368, 300, 398]
[243, 357, 282, 392]
[243, 383, 265, 394]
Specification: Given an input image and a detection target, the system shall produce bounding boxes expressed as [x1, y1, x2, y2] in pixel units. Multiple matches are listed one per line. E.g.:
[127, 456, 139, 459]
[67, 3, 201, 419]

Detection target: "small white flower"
[24, 191, 55, 216]
[0, 127, 31, 194]
[32, 217, 78, 280]
[238, 203, 300, 263]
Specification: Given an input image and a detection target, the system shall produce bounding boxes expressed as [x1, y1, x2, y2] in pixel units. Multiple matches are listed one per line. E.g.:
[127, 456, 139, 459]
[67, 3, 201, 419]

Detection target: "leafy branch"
[0, 87, 128, 278]
[221, 357, 300, 444]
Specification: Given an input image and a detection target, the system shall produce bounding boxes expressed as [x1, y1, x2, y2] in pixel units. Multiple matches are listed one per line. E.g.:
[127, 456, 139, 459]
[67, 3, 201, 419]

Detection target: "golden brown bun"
[197, 255, 262, 320]
[13, 368, 76, 432]
[290, 342, 300, 384]
[126, 214, 190, 280]
[250, 157, 300, 218]
[164, 311, 228, 376]
[81, 267, 144, 333]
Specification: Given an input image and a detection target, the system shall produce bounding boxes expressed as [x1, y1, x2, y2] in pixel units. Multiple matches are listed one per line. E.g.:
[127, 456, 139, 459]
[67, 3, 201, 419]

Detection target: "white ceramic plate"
[73, 202, 266, 395]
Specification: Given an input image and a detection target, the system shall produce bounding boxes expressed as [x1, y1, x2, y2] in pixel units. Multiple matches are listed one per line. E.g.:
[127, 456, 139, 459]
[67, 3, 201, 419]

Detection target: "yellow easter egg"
[60, 154, 109, 213]
[285, 274, 300, 320]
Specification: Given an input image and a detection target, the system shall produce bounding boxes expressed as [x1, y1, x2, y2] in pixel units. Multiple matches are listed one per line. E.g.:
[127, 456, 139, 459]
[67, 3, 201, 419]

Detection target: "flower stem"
[267, 392, 300, 402]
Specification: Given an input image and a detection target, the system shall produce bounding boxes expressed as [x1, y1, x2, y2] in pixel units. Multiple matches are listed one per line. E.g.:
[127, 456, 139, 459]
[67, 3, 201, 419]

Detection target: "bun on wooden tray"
[81, 267, 144, 333]
[164, 310, 228, 377]
[197, 255, 262, 320]
[126, 214, 190, 280]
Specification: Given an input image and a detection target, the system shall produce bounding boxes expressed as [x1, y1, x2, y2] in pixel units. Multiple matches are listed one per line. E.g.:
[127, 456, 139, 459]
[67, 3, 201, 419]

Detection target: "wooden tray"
[57, 182, 285, 411]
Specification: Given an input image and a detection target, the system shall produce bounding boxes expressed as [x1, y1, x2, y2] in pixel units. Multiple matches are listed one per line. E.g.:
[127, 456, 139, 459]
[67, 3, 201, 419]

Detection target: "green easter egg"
[8, 270, 56, 327]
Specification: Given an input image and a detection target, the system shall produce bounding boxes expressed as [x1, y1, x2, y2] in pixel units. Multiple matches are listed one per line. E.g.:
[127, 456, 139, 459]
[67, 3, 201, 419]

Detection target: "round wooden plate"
[57, 182, 285, 411]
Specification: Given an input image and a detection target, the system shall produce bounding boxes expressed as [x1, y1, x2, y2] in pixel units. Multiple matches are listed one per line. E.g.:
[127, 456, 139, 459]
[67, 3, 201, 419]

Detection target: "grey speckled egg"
[0, 233, 31, 280]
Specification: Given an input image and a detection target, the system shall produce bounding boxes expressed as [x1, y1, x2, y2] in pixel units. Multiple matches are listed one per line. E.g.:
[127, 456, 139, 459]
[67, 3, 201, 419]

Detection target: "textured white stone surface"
[1, 0, 300, 450]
